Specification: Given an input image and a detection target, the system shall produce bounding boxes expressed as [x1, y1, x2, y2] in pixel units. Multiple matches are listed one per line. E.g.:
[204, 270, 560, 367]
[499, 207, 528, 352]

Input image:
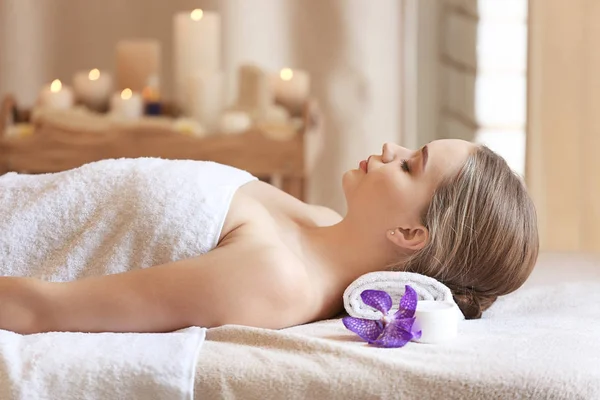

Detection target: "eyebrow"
[421, 145, 429, 171]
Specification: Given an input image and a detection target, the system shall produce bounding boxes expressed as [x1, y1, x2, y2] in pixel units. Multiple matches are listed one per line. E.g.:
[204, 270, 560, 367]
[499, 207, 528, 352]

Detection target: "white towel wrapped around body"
[0, 158, 257, 399]
[0, 157, 256, 280]
[343, 271, 465, 319]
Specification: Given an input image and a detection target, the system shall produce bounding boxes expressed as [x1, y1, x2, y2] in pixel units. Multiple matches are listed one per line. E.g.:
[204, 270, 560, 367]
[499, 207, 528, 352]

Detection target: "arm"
[5, 243, 308, 334]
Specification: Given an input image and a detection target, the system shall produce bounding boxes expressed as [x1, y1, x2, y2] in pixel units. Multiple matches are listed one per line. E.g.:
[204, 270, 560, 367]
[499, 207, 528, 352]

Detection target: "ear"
[387, 226, 429, 251]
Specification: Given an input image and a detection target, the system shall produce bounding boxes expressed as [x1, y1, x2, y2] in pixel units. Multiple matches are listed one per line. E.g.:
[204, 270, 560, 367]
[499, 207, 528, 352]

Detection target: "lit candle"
[38, 79, 75, 110]
[110, 88, 143, 120]
[73, 69, 113, 111]
[173, 8, 221, 113]
[272, 68, 310, 115]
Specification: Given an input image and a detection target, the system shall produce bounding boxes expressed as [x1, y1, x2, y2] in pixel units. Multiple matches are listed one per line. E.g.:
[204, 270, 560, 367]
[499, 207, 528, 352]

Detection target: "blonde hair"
[397, 145, 539, 319]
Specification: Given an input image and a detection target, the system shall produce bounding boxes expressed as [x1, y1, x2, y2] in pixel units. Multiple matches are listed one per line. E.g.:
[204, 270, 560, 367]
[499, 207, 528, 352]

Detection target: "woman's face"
[343, 139, 476, 233]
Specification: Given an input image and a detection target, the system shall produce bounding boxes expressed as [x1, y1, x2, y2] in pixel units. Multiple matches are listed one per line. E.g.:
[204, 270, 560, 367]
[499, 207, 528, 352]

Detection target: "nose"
[382, 142, 411, 162]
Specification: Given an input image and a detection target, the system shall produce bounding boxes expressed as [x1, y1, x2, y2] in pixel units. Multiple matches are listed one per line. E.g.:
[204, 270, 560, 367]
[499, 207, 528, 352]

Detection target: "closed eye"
[400, 159, 410, 173]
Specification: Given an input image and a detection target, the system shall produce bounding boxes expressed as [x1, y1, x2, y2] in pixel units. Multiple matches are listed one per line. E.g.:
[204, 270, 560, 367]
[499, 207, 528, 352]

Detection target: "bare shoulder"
[232, 240, 307, 286]
[254, 246, 311, 304]
[217, 181, 338, 326]
[214, 228, 316, 327]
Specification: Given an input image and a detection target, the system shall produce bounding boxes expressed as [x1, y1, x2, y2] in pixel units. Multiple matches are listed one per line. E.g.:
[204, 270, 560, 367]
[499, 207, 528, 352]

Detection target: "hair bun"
[453, 291, 498, 319]
[453, 292, 482, 319]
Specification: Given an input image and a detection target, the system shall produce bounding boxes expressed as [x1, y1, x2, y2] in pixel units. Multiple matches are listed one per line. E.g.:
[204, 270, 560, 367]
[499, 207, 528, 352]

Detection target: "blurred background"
[1, 0, 598, 253]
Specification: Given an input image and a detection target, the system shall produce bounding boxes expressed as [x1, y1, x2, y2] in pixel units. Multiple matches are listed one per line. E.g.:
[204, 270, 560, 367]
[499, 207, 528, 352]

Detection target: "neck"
[298, 217, 406, 291]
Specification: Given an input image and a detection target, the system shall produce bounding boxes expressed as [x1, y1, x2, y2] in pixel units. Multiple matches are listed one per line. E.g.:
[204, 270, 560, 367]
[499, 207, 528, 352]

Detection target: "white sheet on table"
[194, 253, 600, 399]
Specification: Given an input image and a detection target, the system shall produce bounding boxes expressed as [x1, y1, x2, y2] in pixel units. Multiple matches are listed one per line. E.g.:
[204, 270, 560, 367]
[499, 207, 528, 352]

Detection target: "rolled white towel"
[343, 271, 465, 320]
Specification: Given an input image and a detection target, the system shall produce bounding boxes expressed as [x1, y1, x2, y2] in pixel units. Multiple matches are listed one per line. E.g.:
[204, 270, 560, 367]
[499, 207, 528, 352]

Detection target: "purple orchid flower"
[342, 285, 422, 348]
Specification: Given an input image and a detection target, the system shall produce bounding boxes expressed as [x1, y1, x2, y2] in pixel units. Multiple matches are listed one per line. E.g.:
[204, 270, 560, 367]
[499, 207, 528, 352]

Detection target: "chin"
[341, 169, 359, 198]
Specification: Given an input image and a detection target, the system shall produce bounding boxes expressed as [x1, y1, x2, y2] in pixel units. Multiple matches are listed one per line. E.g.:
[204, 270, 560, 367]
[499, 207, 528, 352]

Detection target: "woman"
[0, 139, 538, 334]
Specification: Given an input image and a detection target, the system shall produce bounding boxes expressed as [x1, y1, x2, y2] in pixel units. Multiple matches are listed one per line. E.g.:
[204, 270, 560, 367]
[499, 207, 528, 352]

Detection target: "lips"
[359, 156, 373, 172]
[359, 160, 367, 172]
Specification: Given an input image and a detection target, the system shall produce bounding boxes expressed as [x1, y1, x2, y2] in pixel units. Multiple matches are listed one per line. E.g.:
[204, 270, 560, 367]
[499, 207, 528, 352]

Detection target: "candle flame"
[50, 79, 62, 93]
[190, 9, 203, 21]
[89, 69, 100, 81]
[121, 88, 133, 100]
[280, 68, 294, 81]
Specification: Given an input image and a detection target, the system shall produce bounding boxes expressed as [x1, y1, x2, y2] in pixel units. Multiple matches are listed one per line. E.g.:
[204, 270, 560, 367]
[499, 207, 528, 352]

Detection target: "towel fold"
[0, 326, 206, 400]
[343, 271, 464, 319]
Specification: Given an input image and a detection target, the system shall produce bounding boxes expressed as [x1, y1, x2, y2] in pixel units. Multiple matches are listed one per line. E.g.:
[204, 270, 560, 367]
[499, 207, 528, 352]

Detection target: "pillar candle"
[116, 39, 161, 92]
[235, 64, 273, 121]
[38, 79, 74, 110]
[173, 9, 221, 112]
[188, 71, 224, 132]
[110, 88, 143, 120]
[73, 69, 113, 111]
[272, 68, 310, 115]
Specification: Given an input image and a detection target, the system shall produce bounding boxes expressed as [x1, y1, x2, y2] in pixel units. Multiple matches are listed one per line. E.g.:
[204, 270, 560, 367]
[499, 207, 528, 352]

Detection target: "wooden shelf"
[0, 98, 323, 201]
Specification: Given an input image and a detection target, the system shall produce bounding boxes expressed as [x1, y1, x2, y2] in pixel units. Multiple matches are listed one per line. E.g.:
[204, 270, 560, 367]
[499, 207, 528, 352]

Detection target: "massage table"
[194, 252, 600, 399]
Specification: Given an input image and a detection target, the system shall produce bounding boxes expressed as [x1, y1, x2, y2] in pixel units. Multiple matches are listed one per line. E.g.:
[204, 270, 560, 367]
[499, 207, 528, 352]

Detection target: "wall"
[528, 0, 600, 252]
[0, 0, 55, 108]
[401, 0, 441, 150]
